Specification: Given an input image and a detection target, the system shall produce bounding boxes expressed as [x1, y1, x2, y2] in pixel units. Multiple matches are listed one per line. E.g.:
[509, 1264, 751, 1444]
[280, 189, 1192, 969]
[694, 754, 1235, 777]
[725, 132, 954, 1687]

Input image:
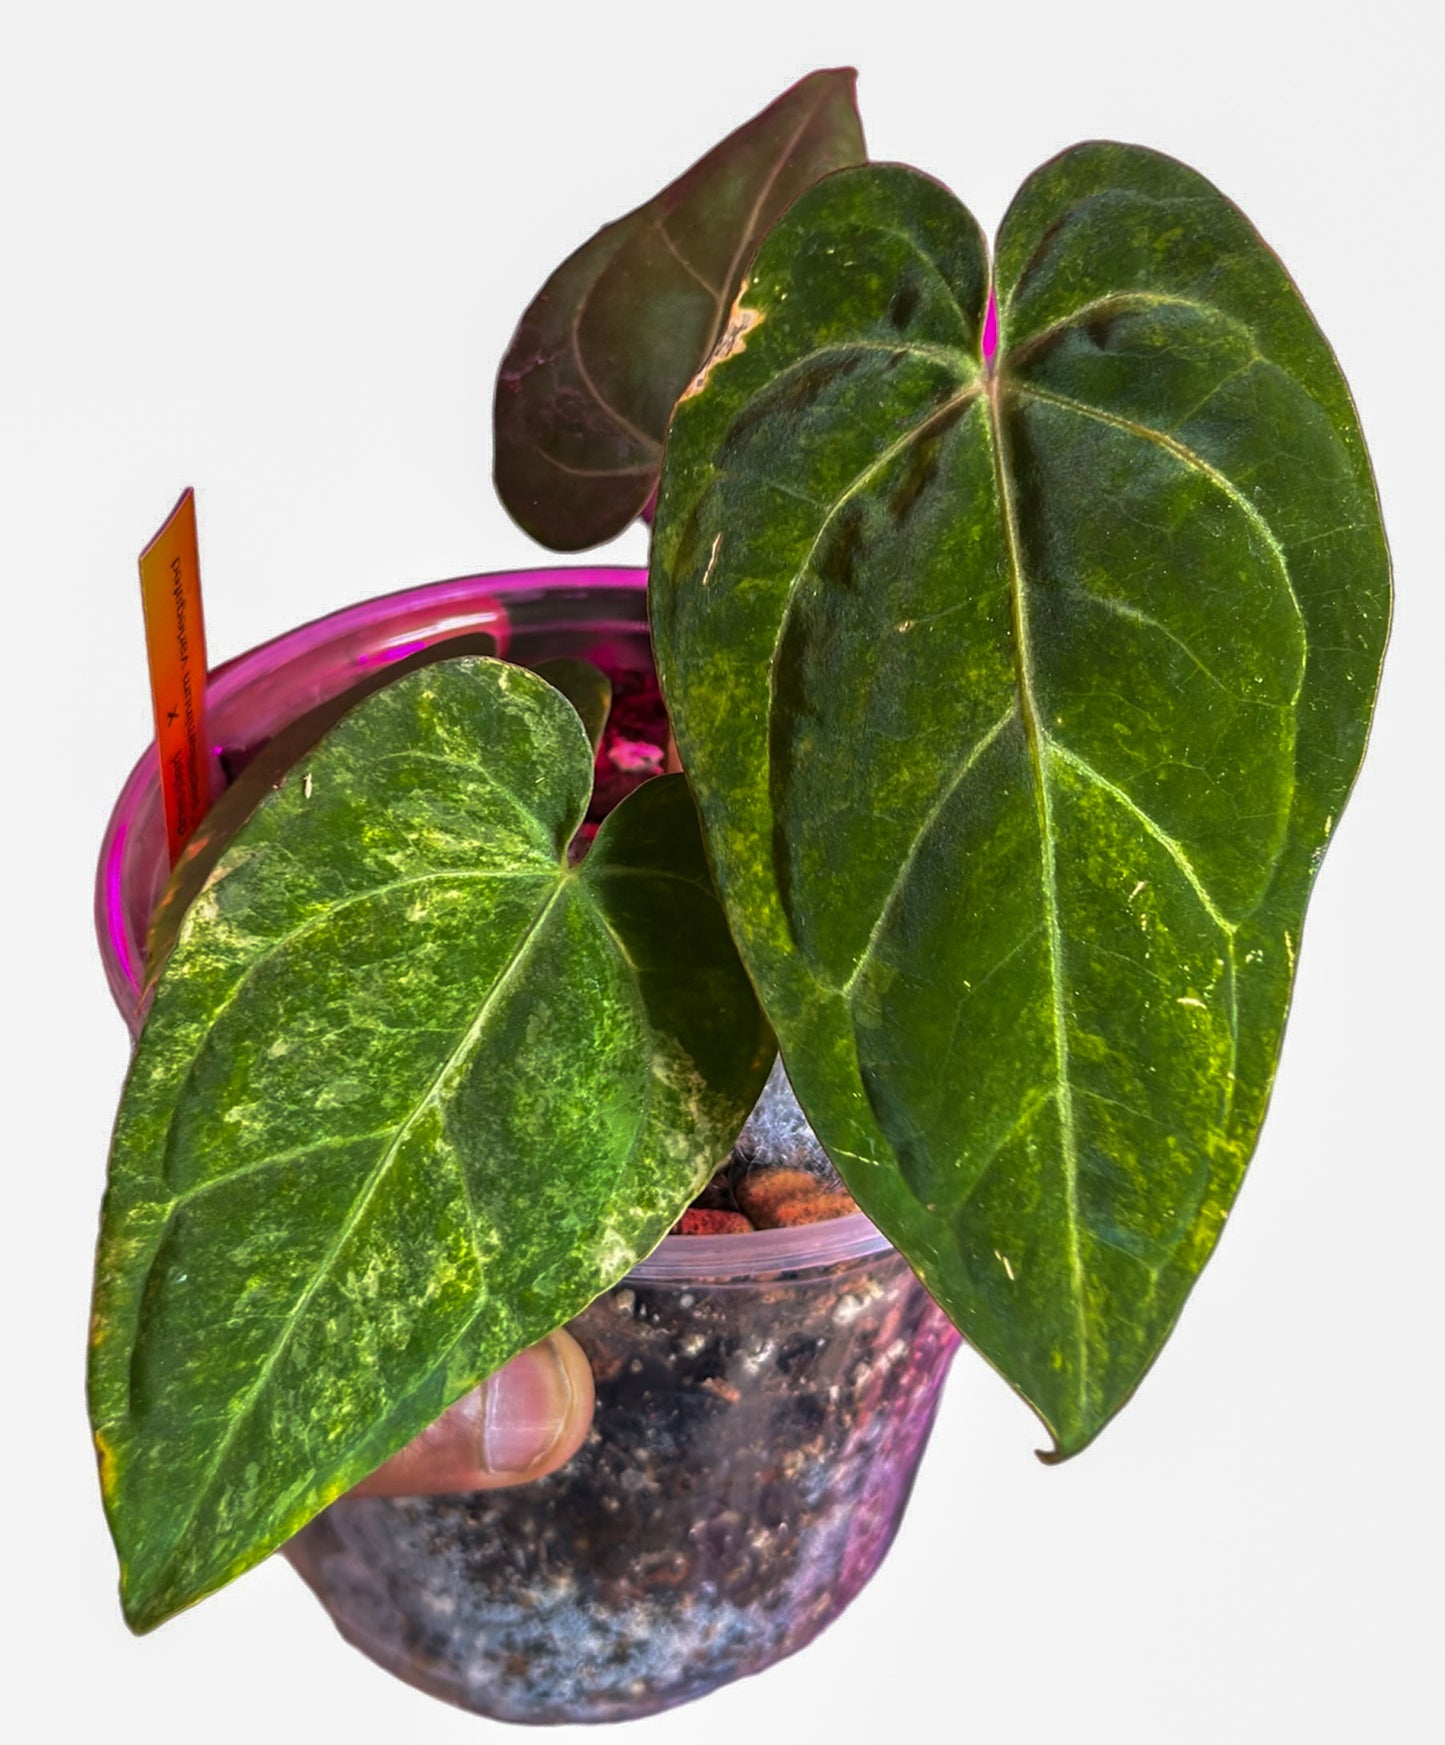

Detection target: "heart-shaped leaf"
[494, 68, 865, 551]
[91, 658, 772, 1630]
[650, 150, 1390, 1456]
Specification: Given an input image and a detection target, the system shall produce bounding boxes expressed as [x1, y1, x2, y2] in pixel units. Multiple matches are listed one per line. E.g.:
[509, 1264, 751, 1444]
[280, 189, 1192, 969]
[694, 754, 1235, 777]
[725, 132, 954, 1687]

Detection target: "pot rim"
[94, 564, 892, 1284]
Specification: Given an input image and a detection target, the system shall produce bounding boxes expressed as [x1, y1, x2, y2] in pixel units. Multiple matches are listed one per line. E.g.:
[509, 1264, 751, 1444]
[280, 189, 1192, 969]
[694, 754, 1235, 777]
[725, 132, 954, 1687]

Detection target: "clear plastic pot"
[96, 568, 962, 1725]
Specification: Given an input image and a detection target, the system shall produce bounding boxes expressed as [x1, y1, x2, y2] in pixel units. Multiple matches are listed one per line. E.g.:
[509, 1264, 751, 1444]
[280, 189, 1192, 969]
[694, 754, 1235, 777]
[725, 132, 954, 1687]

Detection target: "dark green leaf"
[494, 68, 865, 551]
[92, 658, 772, 1629]
[534, 657, 612, 753]
[650, 151, 1390, 1456]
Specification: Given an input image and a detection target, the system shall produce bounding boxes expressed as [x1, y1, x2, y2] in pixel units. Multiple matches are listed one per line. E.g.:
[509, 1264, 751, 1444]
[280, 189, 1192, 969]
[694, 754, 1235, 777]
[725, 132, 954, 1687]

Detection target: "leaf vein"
[565, 277, 665, 458]
[764, 382, 985, 706]
[1006, 290, 1233, 362]
[1045, 740, 1237, 935]
[955, 1092, 1054, 1221]
[1045, 741, 1241, 1127]
[652, 214, 724, 299]
[537, 452, 658, 481]
[1013, 380, 1307, 647]
[841, 705, 1016, 996]
[934, 924, 1048, 1100]
[163, 1125, 403, 1210]
[1076, 592, 1266, 705]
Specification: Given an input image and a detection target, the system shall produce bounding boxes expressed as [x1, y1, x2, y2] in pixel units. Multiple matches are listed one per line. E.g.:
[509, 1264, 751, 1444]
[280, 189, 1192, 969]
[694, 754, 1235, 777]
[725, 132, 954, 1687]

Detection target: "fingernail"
[478, 1334, 575, 1477]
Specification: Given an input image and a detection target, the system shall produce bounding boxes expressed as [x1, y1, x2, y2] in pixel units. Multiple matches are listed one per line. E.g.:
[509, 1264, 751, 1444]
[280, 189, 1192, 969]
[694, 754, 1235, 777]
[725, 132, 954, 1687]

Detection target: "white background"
[3, 2, 1439, 1740]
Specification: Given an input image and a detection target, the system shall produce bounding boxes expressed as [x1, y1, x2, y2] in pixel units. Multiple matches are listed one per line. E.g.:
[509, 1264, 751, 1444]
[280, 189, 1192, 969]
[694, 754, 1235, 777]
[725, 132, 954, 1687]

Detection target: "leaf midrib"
[985, 369, 1091, 1405]
[712, 83, 832, 350]
[131, 874, 573, 1601]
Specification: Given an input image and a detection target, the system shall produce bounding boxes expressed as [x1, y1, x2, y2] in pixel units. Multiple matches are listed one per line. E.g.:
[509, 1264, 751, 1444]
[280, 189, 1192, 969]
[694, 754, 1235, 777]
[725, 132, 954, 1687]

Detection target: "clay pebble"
[733, 1167, 857, 1229]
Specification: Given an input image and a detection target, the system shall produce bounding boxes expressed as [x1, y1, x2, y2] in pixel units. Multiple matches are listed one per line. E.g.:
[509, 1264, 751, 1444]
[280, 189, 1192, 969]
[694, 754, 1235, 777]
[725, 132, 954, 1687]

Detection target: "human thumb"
[348, 1329, 595, 1497]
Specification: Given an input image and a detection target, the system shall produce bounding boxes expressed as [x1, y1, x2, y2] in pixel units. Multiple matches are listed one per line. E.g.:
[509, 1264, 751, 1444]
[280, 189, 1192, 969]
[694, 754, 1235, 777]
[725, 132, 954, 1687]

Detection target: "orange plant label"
[139, 488, 214, 864]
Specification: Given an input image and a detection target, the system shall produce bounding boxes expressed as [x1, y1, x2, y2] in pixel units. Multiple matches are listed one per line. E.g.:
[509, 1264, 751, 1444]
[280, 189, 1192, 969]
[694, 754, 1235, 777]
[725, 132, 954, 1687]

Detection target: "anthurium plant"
[91, 68, 1390, 1632]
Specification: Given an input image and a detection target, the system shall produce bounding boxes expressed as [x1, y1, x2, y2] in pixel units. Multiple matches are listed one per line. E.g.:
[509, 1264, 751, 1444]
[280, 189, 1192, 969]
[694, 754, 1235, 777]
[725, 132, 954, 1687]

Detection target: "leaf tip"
[1034, 1403, 1115, 1466]
[119, 1568, 173, 1637]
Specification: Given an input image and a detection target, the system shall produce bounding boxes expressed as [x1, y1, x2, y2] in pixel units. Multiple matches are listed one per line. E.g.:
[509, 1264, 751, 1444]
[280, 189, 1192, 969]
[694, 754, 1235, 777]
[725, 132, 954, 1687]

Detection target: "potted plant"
[89, 68, 1390, 1723]
[95, 565, 964, 1723]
